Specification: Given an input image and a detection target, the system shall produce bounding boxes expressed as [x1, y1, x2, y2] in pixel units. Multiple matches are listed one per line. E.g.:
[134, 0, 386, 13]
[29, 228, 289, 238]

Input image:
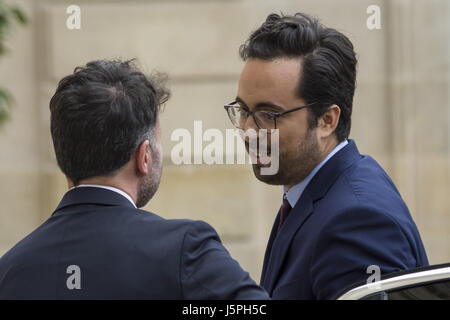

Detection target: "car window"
[362, 280, 450, 300]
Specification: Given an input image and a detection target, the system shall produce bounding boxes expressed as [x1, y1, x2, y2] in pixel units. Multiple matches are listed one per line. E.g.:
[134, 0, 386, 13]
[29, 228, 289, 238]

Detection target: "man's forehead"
[242, 57, 300, 78]
[238, 57, 303, 106]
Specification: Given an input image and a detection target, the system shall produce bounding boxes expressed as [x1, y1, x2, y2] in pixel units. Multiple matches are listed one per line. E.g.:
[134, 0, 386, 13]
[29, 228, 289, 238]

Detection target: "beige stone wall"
[0, 0, 41, 255]
[0, 0, 449, 282]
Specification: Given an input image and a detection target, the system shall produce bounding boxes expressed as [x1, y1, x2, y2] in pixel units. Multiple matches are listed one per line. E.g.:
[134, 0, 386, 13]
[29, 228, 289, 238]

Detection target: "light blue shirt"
[283, 139, 348, 208]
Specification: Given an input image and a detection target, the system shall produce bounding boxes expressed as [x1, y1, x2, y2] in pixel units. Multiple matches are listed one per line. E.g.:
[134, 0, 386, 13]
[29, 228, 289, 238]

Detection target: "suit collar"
[307, 139, 361, 201]
[261, 139, 362, 294]
[75, 184, 137, 208]
[52, 186, 136, 215]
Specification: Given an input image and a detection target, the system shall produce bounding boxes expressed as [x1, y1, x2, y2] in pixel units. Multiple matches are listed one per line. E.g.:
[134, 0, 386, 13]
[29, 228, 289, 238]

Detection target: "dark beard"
[252, 128, 321, 186]
[135, 148, 163, 208]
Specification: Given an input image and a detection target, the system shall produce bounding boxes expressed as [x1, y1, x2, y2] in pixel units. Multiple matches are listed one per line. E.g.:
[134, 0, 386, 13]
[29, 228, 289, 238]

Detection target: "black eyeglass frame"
[224, 101, 317, 129]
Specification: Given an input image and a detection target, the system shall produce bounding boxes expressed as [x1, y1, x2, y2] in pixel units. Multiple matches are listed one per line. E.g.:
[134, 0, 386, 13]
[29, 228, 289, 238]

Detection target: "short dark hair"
[49, 59, 170, 185]
[239, 13, 357, 141]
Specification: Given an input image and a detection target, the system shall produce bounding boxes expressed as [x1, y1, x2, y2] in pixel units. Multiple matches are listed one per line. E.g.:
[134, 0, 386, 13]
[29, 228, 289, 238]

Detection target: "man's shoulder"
[130, 207, 217, 235]
[317, 153, 410, 222]
[0, 206, 219, 269]
[334, 154, 402, 201]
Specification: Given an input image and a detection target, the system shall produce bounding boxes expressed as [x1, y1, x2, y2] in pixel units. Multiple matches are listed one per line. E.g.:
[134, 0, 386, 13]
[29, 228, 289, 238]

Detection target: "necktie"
[277, 197, 292, 232]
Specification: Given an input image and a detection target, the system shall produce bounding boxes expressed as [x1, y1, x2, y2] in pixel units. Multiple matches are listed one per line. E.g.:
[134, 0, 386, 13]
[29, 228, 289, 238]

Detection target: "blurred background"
[0, 0, 449, 282]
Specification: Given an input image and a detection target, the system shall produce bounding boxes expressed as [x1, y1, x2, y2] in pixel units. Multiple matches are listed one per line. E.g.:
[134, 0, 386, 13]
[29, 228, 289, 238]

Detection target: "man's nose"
[243, 115, 259, 142]
[242, 116, 259, 144]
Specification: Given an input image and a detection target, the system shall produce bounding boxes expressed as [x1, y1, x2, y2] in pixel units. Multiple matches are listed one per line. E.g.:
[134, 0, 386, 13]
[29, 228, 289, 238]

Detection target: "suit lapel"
[261, 140, 362, 295]
[260, 209, 280, 287]
[262, 191, 314, 294]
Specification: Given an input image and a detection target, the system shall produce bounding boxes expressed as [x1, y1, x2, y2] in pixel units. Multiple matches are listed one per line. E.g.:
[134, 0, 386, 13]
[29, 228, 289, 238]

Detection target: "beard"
[251, 127, 321, 186]
[135, 146, 163, 208]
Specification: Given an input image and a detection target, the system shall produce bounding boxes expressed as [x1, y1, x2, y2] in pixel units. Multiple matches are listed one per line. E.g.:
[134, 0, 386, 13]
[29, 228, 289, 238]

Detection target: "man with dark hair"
[224, 13, 428, 299]
[0, 59, 269, 299]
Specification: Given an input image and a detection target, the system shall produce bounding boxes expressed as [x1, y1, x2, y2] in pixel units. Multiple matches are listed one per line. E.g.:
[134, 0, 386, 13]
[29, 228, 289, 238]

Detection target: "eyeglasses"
[224, 101, 316, 130]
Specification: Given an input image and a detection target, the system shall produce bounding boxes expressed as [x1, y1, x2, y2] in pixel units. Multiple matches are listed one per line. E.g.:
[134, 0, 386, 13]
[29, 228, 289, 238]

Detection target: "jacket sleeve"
[310, 207, 418, 300]
[180, 220, 269, 300]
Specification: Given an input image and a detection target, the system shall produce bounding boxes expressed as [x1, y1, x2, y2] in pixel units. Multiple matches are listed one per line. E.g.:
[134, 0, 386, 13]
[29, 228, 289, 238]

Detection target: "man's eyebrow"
[254, 101, 284, 111]
[235, 96, 249, 108]
[235, 96, 284, 112]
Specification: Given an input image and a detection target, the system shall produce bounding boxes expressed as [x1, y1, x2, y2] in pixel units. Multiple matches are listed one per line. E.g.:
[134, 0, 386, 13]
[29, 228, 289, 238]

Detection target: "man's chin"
[251, 163, 283, 185]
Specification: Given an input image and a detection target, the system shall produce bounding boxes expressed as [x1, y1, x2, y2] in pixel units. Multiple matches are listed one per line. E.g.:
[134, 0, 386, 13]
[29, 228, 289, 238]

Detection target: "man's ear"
[318, 104, 341, 138]
[135, 140, 152, 176]
[67, 178, 75, 189]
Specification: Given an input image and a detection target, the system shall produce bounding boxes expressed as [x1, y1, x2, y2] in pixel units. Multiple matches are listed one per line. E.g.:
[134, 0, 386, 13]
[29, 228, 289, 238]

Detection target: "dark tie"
[277, 197, 292, 232]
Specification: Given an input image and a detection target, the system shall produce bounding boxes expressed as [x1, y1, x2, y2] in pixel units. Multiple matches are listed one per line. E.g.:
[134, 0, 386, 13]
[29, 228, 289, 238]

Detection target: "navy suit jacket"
[0, 187, 268, 299]
[260, 140, 429, 299]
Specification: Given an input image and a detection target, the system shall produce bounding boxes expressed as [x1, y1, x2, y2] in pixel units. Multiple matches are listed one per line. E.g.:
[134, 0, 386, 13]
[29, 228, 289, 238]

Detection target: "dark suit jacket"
[260, 140, 429, 299]
[0, 187, 268, 299]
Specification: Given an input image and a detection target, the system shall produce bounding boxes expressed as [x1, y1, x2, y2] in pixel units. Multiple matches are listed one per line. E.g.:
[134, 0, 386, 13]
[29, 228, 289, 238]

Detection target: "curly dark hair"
[49, 59, 170, 185]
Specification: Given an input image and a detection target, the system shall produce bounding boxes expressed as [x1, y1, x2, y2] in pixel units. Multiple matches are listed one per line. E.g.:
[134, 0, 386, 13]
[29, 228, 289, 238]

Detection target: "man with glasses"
[224, 12, 429, 299]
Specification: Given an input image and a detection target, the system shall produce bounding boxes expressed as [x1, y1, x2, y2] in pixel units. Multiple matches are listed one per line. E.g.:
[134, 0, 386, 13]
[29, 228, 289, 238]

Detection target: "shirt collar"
[283, 139, 349, 208]
[71, 184, 137, 208]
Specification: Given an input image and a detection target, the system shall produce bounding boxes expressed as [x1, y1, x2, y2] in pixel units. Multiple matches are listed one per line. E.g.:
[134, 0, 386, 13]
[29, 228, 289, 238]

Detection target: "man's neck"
[319, 138, 339, 165]
[284, 137, 340, 191]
